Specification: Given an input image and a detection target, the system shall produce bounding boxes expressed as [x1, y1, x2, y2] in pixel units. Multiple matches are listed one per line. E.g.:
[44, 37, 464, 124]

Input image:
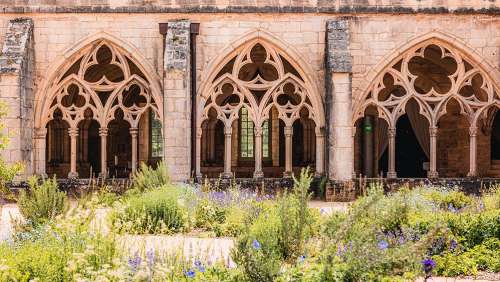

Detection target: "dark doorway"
[87, 121, 100, 174]
[379, 115, 428, 177]
[491, 113, 500, 160]
[108, 117, 131, 178]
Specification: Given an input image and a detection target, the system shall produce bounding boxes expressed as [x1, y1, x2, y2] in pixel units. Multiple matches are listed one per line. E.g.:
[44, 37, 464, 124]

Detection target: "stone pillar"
[387, 127, 397, 178]
[34, 128, 47, 177]
[253, 126, 264, 178]
[0, 18, 35, 179]
[468, 126, 478, 177]
[99, 127, 108, 178]
[315, 127, 325, 176]
[223, 126, 233, 178]
[283, 126, 293, 178]
[195, 127, 202, 179]
[130, 127, 138, 173]
[326, 19, 354, 181]
[428, 126, 439, 178]
[68, 127, 78, 178]
[163, 20, 191, 181]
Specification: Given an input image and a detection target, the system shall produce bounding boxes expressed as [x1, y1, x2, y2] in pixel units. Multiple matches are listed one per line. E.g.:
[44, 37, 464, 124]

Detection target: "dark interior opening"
[491, 113, 500, 160]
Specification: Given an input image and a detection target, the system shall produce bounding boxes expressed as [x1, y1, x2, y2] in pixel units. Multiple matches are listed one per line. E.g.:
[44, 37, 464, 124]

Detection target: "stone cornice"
[0, 1, 498, 15]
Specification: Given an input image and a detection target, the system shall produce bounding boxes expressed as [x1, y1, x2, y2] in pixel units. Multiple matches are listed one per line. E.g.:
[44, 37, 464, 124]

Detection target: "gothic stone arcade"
[0, 1, 498, 183]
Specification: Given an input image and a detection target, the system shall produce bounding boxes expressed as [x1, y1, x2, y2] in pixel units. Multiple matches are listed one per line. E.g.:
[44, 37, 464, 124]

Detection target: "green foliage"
[445, 209, 500, 249]
[195, 198, 227, 231]
[434, 238, 500, 276]
[17, 176, 68, 226]
[111, 185, 188, 234]
[426, 190, 473, 210]
[131, 161, 170, 192]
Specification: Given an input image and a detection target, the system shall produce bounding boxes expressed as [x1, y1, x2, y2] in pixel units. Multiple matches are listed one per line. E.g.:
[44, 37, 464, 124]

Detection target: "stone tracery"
[354, 41, 499, 178]
[41, 40, 161, 178]
[196, 40, 325, 178]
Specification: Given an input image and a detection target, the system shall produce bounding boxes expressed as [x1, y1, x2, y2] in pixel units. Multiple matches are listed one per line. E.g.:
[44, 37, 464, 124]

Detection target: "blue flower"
[378, 240, 389, 250]
[185, 269, 196, 278]
[298, 255, 306, 263]
[448, 203, 458, 213]
[479, 201, 485, 211]
[194, 260, 205, 273]
[252, 239, 261, 250]
[422, 258, 436, 276]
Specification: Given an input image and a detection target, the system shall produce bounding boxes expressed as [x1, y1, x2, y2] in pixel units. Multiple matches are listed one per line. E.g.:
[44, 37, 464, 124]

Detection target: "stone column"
[68, 127, 78, 178]
[34, 128, 47, 177]
[468, 126, 478, 177]
[387, 127, 397, 178]
[195, 127, 202, 179]
[99, 127, 108, 178]
[253, 126, 264, 178]
[0, 18, 35, 179]
[163, 20, 191, 181]
[326, 19, 354, 181]
[315, 127, 325, 176]
[428, 126, 439, 178]
[223, 126, 233, 178]
[130, 127, 138, 173]
[283, 126, 293, 178]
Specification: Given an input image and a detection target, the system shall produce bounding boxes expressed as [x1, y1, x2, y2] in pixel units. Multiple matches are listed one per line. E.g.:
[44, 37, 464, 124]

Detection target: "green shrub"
[426, 190, 473, 210]
[445, 209, 500, 248]
[434, 238, 500, 276]
[18, 176, 68, 226]
[194, 198, 227, 230]
[132, 161, 170, 192]
[111, 185, 187, 234]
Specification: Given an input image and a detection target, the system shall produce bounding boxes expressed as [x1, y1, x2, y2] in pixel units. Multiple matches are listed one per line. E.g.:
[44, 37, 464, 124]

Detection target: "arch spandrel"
[197, 29, 325, 130]
[354, 32, 500, 129]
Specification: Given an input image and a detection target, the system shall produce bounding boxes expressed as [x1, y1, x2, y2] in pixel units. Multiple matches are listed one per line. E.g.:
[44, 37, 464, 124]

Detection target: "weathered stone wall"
[0, 0, 497, 13]
[0, 18, 34, 178]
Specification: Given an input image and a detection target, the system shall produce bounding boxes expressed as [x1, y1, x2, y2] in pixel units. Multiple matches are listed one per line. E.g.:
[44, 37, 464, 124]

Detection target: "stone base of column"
[427, 171, 439, 178]
[98, 172, 107, 179]
[467, 172, 477, 178]
[253, 171, 264, 179]
[387, 171, 397, 179]
[283, 171, 293, 178]
[68, 172, 79, 179]
[221, 172, 233, 179]
[38, 173, 48, 179]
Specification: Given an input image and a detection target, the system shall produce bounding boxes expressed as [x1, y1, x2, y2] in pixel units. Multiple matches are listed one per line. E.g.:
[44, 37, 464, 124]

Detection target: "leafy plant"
[131, 161, 170, 192]
[17, 176, 68, 226]
[111, 185, 187, 234]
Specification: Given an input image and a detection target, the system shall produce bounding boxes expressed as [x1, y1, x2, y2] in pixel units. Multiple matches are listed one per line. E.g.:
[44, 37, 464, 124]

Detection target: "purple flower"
[128, 252, 142, 272]
[422, 258, 436, 277]
[252, 239, 261, 250]
[185, 269, 196, 278]
[448, 203, 458, 213]
[450, 239, 457, 251]
[479, 201, 485, 211]
[146, 249, 155, 268]
[378, 240, 389, 250]
[194, 260, 205, 273]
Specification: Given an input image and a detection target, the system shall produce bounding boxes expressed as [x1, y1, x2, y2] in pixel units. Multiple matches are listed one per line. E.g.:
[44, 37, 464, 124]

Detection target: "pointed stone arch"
[34, 32, 163, 178]
[195, 29, 325, 179]
[353, 31, 500, 178]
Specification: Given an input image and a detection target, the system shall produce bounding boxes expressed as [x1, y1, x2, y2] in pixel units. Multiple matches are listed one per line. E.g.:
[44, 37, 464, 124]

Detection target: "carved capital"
[284, 126, 293, 137]
[224, 126, 232, 136]
[129, 127, 139, 136]
[429, 126, 438, 137]
[469, 126, 478, 137]
[315, 127, 325, 137]
[196, 127, 203, 138]
[68, 128, 79, 137]
[99, 127, 108, 137]
[254, 126, 263, 137]
[388, 127, 396, 138]
[34, 128, 47, 138]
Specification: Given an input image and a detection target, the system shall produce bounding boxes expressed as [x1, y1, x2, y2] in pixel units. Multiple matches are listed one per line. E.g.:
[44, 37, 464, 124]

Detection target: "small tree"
[0, 102, 24, 201]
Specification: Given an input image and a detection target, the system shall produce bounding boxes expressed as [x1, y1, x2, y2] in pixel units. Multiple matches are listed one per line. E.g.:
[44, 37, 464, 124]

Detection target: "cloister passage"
[196, 40, 325, 179]
[354, 41, 500, 178]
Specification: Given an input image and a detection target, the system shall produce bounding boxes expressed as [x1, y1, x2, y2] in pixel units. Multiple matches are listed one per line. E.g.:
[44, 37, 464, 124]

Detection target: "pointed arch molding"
[353, 31, 500, 128]
[197, 29, 326, 129]
[34, 32, 163, 129]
